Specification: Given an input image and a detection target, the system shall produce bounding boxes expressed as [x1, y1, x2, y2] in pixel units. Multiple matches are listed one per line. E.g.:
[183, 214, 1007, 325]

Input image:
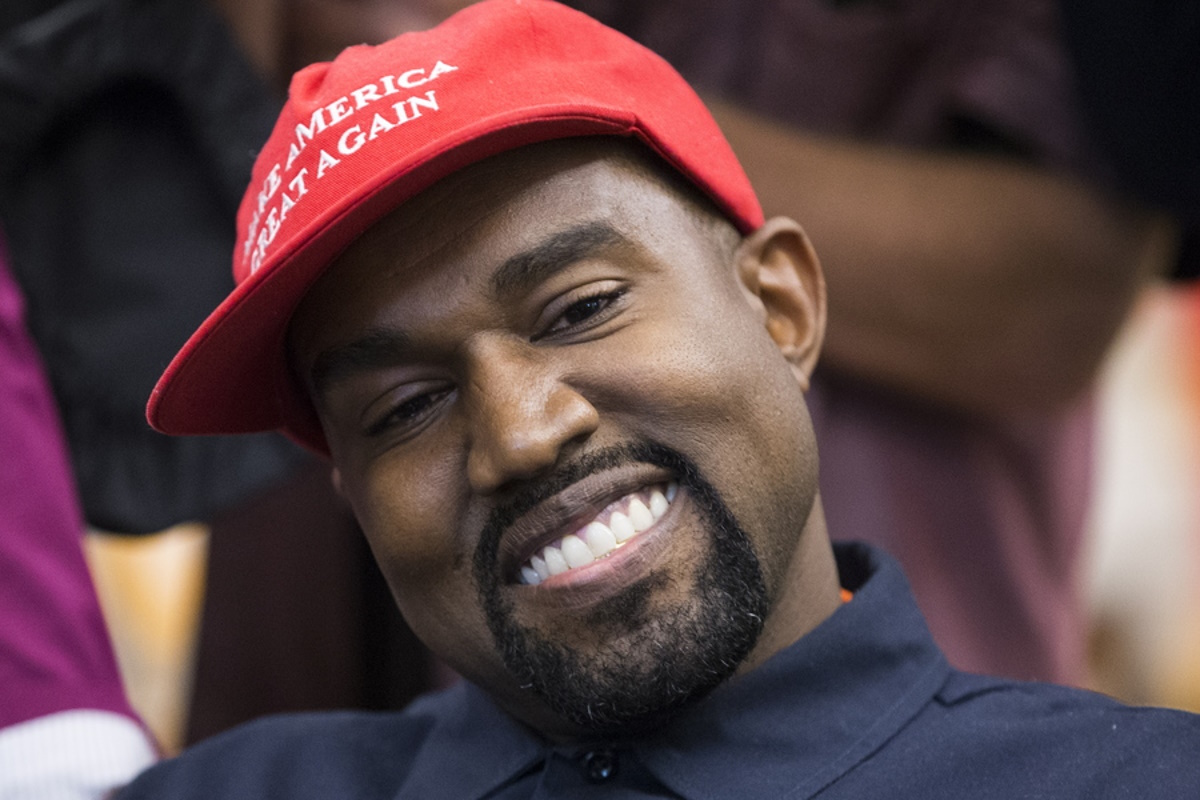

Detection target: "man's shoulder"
[936, 670, 1200, 735]
[118, 691, 458, 799]
[873, 671, 1200, 792]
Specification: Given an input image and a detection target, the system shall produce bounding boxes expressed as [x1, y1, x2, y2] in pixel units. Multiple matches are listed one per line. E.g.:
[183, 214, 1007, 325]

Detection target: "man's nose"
[464, 338, 599, 495]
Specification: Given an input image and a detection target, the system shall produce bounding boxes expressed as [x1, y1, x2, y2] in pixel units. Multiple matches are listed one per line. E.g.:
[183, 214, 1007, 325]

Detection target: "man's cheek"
[362, 514, 459, 586]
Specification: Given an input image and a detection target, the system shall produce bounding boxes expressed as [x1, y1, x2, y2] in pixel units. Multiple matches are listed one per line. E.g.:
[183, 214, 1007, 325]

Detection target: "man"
[3, 1, 1197, 796]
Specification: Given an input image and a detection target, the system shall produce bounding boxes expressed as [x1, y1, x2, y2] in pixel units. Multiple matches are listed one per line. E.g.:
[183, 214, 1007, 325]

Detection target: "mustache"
[472, 440, 702, 581]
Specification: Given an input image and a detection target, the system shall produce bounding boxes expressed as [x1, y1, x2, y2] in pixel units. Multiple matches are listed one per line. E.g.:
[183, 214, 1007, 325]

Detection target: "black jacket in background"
[0, 0, 305, 532]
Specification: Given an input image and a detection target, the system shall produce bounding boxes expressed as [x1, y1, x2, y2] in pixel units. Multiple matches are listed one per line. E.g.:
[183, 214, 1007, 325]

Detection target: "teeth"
[544, 546, 569, 576]
[583, 521, 617, 557]
[517, 482, 681, 585]
[628, 498, 654, 533]
[609, 511, 635, 542]
[560, 535, 595, 568]
[649, 488, 668, 519]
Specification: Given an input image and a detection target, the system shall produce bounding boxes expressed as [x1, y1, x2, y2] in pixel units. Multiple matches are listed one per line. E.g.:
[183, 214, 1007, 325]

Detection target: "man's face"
[289, 140, 832, 739]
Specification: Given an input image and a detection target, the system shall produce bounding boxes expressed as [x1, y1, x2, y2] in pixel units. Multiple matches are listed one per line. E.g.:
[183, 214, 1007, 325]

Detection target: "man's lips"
[516, 482, 678, 585]
[495, 464, 676, 584]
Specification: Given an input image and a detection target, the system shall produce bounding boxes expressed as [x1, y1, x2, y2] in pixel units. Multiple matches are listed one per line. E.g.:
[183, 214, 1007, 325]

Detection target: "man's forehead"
[287, 138, 729, 363]
[320, 139, 718, 298]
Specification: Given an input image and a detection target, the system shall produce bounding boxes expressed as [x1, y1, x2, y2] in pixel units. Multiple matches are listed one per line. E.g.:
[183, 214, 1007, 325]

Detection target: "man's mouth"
[517, 482, 678, 585]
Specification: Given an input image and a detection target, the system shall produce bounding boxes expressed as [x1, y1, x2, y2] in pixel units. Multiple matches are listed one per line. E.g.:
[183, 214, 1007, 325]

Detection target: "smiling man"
[6, 0, 1197, 797]
[282, 136, 839, 742]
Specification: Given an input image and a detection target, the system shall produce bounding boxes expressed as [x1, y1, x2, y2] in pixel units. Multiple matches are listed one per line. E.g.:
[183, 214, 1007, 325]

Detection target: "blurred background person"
[0, 0, 437, 752]
[0, 0, 303, 536]
[0, 233, 155, 791]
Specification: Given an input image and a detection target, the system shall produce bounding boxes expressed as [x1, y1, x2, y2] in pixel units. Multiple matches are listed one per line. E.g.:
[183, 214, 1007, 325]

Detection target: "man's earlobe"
[736, 217, 827, 389]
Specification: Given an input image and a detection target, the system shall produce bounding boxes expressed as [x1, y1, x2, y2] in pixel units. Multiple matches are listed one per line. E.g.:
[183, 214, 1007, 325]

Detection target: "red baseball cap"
[146, 0, 763, 454]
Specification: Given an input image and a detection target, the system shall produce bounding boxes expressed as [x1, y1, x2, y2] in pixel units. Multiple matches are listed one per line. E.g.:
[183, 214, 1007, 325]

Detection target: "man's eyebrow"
[307, 223, 626, 396]
[308, 327, 411, 399]
[490, 222, 627, 295]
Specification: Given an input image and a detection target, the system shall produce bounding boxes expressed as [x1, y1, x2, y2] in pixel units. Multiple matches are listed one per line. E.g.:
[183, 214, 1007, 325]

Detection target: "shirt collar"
[396, 542, 950, 800]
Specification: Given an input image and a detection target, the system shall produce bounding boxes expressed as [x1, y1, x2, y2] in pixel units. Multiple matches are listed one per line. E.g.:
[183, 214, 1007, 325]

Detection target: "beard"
[472, 440, 769, 737]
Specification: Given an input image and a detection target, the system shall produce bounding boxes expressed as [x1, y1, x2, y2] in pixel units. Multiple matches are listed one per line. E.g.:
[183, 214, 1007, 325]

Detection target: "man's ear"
[736, 217, 826, 388]
[330, 466, 346, 499]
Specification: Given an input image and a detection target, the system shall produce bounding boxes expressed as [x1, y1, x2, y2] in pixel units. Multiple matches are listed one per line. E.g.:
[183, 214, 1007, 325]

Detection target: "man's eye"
[540, 288, 625, 338]
[365, 388, 449, 437]
[562, 295, 608, 325]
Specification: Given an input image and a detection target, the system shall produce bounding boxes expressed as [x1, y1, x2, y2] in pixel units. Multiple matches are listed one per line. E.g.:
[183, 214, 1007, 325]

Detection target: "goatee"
[473, 440, 768, 736]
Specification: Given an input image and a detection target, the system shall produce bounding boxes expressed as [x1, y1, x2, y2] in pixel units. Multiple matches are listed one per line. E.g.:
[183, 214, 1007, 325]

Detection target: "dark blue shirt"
[119, 543, 1200, 798]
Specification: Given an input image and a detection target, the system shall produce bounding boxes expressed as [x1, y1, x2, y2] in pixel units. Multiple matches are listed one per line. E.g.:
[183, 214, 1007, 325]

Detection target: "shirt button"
[583, 749, 618, 783]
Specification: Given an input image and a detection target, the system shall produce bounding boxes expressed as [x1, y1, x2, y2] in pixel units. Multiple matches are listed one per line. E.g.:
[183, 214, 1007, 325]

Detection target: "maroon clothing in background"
[0, 239, 137, 729]
[570, 0, 1105, 682]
